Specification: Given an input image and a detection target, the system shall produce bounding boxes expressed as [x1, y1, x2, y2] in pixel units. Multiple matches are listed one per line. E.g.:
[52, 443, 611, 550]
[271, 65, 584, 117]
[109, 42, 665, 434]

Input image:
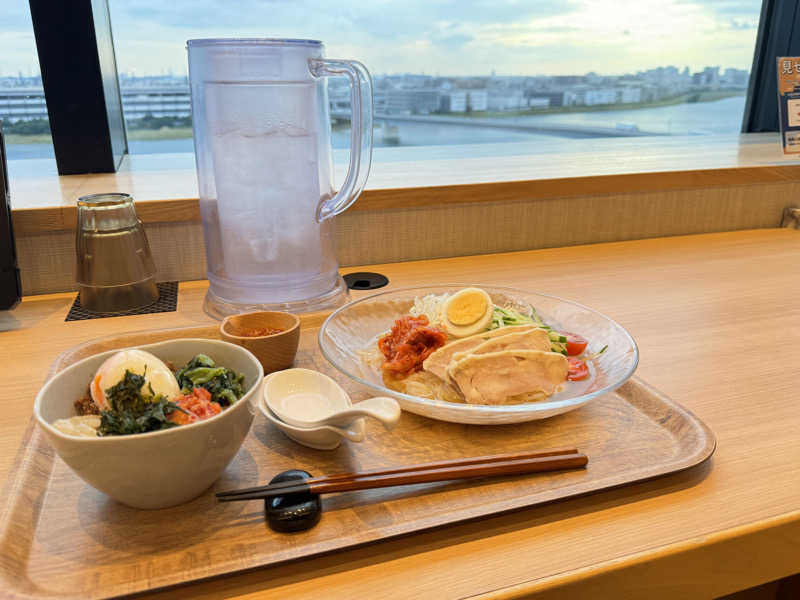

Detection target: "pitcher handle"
[309, 58, 373, 223]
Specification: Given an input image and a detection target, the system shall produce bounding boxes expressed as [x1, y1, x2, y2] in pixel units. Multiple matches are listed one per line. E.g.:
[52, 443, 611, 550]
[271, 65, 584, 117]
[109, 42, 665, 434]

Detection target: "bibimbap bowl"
[34, 338, 263, 509]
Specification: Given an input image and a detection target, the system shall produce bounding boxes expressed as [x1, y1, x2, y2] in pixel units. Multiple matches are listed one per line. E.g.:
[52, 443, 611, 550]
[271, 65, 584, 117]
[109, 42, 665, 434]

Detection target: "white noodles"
[408, 293, 449, 327]
[52, 415, 101, 438]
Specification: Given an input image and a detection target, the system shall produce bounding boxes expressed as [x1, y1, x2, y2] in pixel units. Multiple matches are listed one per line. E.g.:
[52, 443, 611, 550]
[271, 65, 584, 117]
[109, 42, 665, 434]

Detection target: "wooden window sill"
[10, 132, 800, 235]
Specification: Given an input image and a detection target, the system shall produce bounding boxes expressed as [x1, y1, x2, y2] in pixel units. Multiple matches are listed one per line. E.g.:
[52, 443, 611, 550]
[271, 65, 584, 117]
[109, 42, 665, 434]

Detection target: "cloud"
[728, 18, 758, 30]
[0, 1, 759, 78]
[433, 33, 475, 48]
[1, 4, 37, 32]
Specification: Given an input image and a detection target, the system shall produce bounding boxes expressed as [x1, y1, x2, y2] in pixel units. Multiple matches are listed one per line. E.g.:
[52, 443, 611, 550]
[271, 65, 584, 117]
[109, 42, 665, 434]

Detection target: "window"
[106, 0, 762, 161]
[0, 3, 54, 166]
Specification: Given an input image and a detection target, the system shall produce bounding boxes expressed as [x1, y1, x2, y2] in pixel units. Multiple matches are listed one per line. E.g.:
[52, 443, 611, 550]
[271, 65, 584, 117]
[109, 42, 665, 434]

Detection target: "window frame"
[29, 0, 127, 174]
[742, 0, 800, 133]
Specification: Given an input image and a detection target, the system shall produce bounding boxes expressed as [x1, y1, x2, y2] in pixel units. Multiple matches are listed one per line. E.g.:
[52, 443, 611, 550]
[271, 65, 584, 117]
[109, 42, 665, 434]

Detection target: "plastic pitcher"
[187, 39, 372, 318]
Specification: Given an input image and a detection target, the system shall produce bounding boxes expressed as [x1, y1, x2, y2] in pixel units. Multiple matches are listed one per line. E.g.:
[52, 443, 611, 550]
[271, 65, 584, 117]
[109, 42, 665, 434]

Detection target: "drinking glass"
[75, 193, 159, 312]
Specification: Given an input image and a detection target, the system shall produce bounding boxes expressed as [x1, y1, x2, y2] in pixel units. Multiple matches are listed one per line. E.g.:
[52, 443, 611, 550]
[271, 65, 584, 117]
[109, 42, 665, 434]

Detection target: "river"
[6, 96, 747, 162]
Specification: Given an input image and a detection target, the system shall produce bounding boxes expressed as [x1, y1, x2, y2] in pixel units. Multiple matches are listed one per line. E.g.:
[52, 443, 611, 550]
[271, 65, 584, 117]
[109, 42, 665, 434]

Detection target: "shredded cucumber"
[490, 304, 568, 354]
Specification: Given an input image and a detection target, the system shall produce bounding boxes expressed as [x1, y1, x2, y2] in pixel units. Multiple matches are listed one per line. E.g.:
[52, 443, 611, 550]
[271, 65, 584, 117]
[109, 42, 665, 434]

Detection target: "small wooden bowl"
[220, 311, 301, 374]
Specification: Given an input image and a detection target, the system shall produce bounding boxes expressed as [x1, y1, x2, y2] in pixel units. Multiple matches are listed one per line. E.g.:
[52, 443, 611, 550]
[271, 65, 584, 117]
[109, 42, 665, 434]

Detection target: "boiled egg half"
[90, 349, 181, 411]
[442, 287, 493, 338]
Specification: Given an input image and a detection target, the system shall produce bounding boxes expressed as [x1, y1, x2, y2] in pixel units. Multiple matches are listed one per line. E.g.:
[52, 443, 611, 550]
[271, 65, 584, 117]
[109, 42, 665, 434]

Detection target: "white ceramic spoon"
[264, 368, 402, 431]
[303, 396, 401, 430]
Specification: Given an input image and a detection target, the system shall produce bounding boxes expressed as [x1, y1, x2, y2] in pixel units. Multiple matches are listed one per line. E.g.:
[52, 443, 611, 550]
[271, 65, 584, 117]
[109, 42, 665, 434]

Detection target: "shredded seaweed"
[98, 370, 182, 436]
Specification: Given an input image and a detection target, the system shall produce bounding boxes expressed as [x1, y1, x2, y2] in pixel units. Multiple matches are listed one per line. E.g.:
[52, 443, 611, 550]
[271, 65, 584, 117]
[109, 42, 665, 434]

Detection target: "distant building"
[329, 86, 352, 117]
[617, 87, 642, 104]
[564, 86, 617, 106]
[0, 65, 751, 127]
[563, 86, 642, 107]
[585, 88, 617, 105]
[467, 90, 488, 112]
[0, 88, 48, 121]
[722, 68, 749, 88]
[693, 67, 721, 88]
[528, 92, 562, 108]
[384, 90, 440, 115]
[121, 87, 191, 119]
[0, 84, 193, 124]
[440, 91, 467, 113]
[488, 89, 526, 111]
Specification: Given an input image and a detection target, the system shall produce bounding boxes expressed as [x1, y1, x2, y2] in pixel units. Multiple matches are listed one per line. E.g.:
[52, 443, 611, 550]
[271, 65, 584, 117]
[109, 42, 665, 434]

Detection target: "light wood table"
[2, 229, 799, 599]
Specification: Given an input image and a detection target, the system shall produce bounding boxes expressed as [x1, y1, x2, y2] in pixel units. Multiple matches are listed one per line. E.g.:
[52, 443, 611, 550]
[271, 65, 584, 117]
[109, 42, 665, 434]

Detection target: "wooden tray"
[0, 318, 715, 599]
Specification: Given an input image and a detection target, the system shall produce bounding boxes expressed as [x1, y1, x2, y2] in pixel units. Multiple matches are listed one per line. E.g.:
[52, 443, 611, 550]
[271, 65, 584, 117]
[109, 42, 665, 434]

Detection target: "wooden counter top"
[2, 228, 800, 599]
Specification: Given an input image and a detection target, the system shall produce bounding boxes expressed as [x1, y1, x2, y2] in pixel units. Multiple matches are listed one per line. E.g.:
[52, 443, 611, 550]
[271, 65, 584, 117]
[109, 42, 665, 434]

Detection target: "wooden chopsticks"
[216, 448, 587, 502]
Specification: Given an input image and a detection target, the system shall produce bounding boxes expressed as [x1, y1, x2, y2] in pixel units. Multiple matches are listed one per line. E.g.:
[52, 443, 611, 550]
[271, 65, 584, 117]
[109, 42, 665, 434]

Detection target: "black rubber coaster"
[65, 281, 178, 322]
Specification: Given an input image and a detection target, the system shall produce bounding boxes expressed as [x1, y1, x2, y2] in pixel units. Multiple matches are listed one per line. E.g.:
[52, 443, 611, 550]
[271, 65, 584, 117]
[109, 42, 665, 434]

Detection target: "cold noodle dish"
[362, 287, 606, 406]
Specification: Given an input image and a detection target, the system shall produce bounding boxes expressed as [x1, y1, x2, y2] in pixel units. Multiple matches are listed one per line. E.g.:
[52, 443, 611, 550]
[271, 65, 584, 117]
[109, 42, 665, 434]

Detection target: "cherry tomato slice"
[567, 357, 590, 381]
[564, 332, 588, 356]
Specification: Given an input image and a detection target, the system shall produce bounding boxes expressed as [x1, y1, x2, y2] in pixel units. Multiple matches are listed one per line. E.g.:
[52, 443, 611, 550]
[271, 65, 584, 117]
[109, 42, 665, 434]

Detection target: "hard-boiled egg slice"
[443, 287, 493, 338]
[90, 349, 180, 411]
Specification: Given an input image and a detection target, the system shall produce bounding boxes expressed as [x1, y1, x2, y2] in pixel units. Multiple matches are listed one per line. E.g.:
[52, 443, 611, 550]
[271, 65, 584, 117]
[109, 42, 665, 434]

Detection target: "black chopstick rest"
[265, 469, 321, 533]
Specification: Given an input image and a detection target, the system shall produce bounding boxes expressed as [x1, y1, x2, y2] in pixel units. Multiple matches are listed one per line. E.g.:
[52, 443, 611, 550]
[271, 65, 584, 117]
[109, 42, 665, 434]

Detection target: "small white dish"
[264, 368, 349, 427]
[259, 389, 365, 450]
[264, 367, 400, 430]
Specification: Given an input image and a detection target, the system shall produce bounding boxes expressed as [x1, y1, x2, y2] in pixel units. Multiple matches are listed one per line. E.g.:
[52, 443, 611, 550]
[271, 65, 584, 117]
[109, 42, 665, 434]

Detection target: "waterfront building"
[487, 89, 527, 111]
[0, 67, 750, 127]
[467, 90, 488, 112]
[0, 88, 48, 121]
[121, 86, 191, 119]
[528, 97, 550, 109]
[0, 85, 192, 123]
[440, 91, 467, 113]
[617, 86, 642, 104]
[383, 90, 441, 115]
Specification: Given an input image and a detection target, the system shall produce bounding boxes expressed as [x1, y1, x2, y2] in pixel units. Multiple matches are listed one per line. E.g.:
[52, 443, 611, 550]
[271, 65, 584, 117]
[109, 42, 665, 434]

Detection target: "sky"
[1, 1, 762, 78]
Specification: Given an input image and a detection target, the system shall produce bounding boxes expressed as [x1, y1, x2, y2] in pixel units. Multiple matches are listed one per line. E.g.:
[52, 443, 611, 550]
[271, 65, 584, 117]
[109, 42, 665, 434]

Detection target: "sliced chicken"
[478, 324, 539, 338]
[451, 328, 550, 363]
[447, 350, 568, 405]
[423, 325, 538, 381]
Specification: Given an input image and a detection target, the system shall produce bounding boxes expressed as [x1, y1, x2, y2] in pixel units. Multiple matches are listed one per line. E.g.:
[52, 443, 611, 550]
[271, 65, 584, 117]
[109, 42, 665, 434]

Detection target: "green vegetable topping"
[174, 354, 245, 407]
[489, 304, 569, 355]
[584, 344, 608, 359]
[98, 369, 182, 436]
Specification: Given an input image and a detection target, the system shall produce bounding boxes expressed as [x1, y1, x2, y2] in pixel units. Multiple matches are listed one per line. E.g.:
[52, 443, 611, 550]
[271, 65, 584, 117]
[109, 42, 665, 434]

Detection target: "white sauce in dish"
[273, 392, 341, 423]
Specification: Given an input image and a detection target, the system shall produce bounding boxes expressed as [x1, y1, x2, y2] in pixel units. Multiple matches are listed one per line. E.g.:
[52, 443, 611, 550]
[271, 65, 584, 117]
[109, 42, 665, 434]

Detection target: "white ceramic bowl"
[319, 285, 639, 425]
[34, 338, 264, 509]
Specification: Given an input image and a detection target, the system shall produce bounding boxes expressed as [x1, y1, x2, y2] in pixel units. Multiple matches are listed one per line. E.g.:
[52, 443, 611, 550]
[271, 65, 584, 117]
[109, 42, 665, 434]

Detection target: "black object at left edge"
[0, 122, 21, 311]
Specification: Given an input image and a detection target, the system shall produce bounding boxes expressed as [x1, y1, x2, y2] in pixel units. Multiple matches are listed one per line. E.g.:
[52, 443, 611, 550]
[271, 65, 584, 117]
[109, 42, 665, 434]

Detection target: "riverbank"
[5, 91, 745, 147]
[451, 90, 744, 119]
[6, 126, 197, 146]
[5, 95, 748, 160]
